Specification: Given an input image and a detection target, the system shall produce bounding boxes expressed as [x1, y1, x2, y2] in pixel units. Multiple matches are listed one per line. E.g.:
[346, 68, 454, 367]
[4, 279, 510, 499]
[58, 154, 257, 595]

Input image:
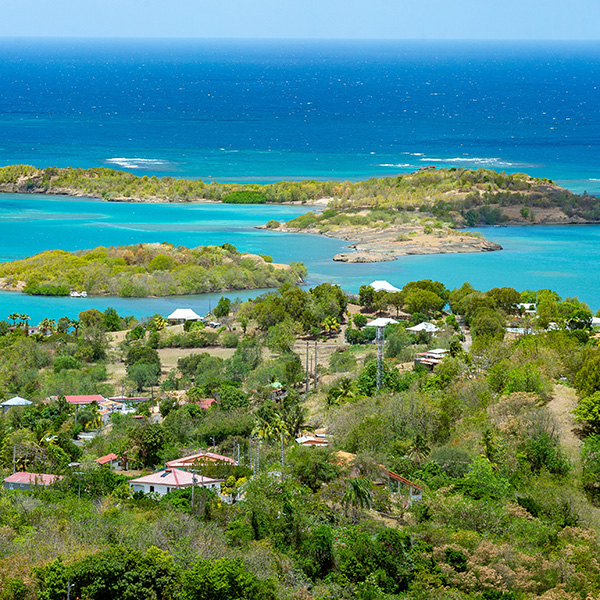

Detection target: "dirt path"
[547, 383, 581, 463]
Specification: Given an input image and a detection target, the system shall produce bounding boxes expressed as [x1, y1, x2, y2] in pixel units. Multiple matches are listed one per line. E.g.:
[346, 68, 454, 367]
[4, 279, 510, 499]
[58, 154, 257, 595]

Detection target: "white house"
[366, 317, 399, 328]
[167, 309, 202, 323]
[128, 469, 223, 497]
[406, 322, 439, 334]
[1, 396, 32, 411]
[368, 280, 401, 293]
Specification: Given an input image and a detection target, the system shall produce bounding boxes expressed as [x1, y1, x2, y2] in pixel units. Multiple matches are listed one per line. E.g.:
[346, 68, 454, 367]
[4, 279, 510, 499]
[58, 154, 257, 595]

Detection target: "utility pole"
[305, 341, 309, 394]
[256, 439, 260, 475]
[280, 432, 284, 481]
[12, 445, 16, 474]
[191, 471, 197, 512]
[313, 341, 318, 391]
[376, 326, 384, 390]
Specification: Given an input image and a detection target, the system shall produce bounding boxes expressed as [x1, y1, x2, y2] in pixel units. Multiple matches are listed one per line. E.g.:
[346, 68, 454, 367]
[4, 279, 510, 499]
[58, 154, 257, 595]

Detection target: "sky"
[0, 0, 599, 40]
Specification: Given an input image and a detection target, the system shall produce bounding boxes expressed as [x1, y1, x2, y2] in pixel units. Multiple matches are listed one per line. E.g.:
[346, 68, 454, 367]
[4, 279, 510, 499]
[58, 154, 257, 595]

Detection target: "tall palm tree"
[8, 313, 19, 326]
[38, 318, 56, 336]
[342, 478, 373, 523]
[19, 314, 30, 335]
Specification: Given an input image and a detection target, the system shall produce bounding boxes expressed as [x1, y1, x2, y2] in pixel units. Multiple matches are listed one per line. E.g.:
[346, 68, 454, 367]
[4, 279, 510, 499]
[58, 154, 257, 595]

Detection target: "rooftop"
[4, 472, 63, 486]
[129, 469, 223, 487]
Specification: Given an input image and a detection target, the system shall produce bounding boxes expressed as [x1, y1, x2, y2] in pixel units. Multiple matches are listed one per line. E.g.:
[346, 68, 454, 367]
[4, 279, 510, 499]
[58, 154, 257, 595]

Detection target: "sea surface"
[1, 194, 600, 323]
[0, 39, 599, 192]
[1, 39, 600, 322]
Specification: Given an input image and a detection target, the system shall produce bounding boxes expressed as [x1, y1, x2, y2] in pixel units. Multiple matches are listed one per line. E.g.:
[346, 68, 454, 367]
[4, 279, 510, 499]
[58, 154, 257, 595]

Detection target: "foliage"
[0, 243, 304, 297]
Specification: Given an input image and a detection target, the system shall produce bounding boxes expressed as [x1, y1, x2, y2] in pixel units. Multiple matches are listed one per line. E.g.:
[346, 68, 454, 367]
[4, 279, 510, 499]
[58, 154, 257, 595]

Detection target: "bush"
[329, 351, 357, 373]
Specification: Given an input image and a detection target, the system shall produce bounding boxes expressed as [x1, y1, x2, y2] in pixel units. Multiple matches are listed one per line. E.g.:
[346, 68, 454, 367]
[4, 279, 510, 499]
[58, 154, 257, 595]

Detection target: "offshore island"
[1, 164, 600, 269]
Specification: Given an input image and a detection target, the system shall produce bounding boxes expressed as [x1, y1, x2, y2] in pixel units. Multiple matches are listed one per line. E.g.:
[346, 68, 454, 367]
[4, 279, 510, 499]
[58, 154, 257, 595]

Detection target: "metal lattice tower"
[376, 326, 384, 390]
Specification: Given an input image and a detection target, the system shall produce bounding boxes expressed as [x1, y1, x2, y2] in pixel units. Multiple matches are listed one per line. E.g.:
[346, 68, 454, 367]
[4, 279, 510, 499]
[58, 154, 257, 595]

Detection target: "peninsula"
[2, 164, 600, 260]
[0, 243, 306, 297]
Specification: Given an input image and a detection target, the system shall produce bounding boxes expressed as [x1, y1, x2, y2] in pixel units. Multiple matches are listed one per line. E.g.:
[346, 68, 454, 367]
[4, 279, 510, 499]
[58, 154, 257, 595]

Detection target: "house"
[406, 322, 439, 334]
[414, 348, 449, 370]
[380, 467, 424, 504]
[295, 435, 330, 447]
[128, 469, 223, 497]
[166, 451, 238, 470]
[94, 453, 121, 470]
[517, 303, 536, 315]
[1, 396, 33, 411]
[49, 394, 106, 406]
[3, 472, 63, 491]
[366, 317, 399, 328]
[331, 451, 423, 503]
[368, 280, 401, 293]
[167, 308, 201, 323]
[192, 398, 217, 410]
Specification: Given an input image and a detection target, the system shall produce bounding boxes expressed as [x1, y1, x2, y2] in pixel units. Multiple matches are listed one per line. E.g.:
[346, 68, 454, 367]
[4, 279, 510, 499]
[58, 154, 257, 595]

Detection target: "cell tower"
[376, 325, 384, 390]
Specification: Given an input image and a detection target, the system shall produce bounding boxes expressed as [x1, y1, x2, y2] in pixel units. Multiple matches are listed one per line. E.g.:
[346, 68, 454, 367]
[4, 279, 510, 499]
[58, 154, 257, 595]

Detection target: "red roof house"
[4, 472, 63, 491]
[50, 394, 106, 406]
[166, 451, 238, 470]
[128, 469, 223, 497]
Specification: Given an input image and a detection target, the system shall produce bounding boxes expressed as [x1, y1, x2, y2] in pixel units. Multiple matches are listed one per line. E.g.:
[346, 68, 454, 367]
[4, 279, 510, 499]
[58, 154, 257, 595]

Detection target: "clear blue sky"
[1, 0, 599, 39]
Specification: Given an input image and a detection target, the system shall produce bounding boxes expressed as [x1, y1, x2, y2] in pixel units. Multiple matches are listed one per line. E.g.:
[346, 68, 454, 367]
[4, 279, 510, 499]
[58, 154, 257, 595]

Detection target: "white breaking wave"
[105, 157, 171, 170]
[420, 156, 519, 167]
[378, 163, 413, 168]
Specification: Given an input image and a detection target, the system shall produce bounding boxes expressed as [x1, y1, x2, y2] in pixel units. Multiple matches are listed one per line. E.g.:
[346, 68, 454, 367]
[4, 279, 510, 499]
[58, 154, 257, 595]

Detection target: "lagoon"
[1, 194, 600, 322]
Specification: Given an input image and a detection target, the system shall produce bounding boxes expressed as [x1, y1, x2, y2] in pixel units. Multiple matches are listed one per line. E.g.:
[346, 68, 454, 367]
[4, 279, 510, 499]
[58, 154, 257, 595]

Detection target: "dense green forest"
[1, 164, 599, 223]
[1, 279, 600, 599]
[0, 243, 306, 297]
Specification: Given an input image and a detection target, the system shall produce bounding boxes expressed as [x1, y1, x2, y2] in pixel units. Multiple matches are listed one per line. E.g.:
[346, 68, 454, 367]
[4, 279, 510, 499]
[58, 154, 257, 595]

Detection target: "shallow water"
[1, 194, 600, 322]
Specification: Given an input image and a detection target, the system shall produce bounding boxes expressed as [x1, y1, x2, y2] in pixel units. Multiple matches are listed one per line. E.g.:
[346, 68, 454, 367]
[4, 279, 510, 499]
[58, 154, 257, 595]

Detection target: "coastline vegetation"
[0, 243, 306, 297]
[1, 164, 599, 224]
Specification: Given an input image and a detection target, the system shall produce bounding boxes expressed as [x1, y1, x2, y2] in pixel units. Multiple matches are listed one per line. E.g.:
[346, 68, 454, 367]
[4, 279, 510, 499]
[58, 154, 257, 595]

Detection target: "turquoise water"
[1, 194, 600, 323]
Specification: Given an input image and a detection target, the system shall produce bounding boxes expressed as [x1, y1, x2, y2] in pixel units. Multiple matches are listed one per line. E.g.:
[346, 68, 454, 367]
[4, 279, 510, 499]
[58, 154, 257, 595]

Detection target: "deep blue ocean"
[1, 39, 600, 322]
[1, 39, 600, 191]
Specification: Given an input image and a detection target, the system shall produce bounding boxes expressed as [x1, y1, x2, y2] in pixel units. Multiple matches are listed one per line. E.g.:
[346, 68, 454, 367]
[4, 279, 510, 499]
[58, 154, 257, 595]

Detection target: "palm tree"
[19, 314, 30, 335]
[8, 313, 19, 327]
[38, 318, 56, 336]
[326, 377, 356, 407]
[342, 478, 373, 523]
[70, 319, 80, 337]
[407, 434, 431, 465]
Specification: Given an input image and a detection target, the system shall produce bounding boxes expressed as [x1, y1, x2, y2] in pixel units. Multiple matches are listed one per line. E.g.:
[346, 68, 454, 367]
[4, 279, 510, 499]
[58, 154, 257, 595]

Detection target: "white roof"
[1, 396, 32, 407]
[369, 280, 401, 293]
[167, 308, 201, 321]
[367, 317, 399, 328]
[592, 317, 600, 327]
[406, 322, 439, 333]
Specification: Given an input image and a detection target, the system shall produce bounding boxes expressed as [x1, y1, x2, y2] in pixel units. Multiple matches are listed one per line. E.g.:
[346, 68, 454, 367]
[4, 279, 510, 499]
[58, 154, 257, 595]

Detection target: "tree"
[326, 377, 356, 406]
[128, 362, 160, 392]
[287, 446, 340, 492]
[213, 296, 232, 318]
[131, 423, 166, 468]
[352, 313, 368, 329]
[103, 307, 121, 332]
[358, 285, 375, 311]
[404, 289, 445, 314]
[574, 391, 600, 435]
[471, 308, 505, 339]
[575, 354, 600, 397]
[181, 558, 276, 600]
[342, 478, 373, 522]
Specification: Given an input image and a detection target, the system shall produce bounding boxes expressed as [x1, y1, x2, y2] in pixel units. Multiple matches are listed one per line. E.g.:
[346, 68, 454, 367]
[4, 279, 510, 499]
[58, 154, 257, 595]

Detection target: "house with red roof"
[3, 472, 63, 491]
[128, 469, 222, 497]
[49, 394, 106, 406]
[94, 453, 121, 470]
[166, 451, 238, 470]
[193, 398, 217, 410]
